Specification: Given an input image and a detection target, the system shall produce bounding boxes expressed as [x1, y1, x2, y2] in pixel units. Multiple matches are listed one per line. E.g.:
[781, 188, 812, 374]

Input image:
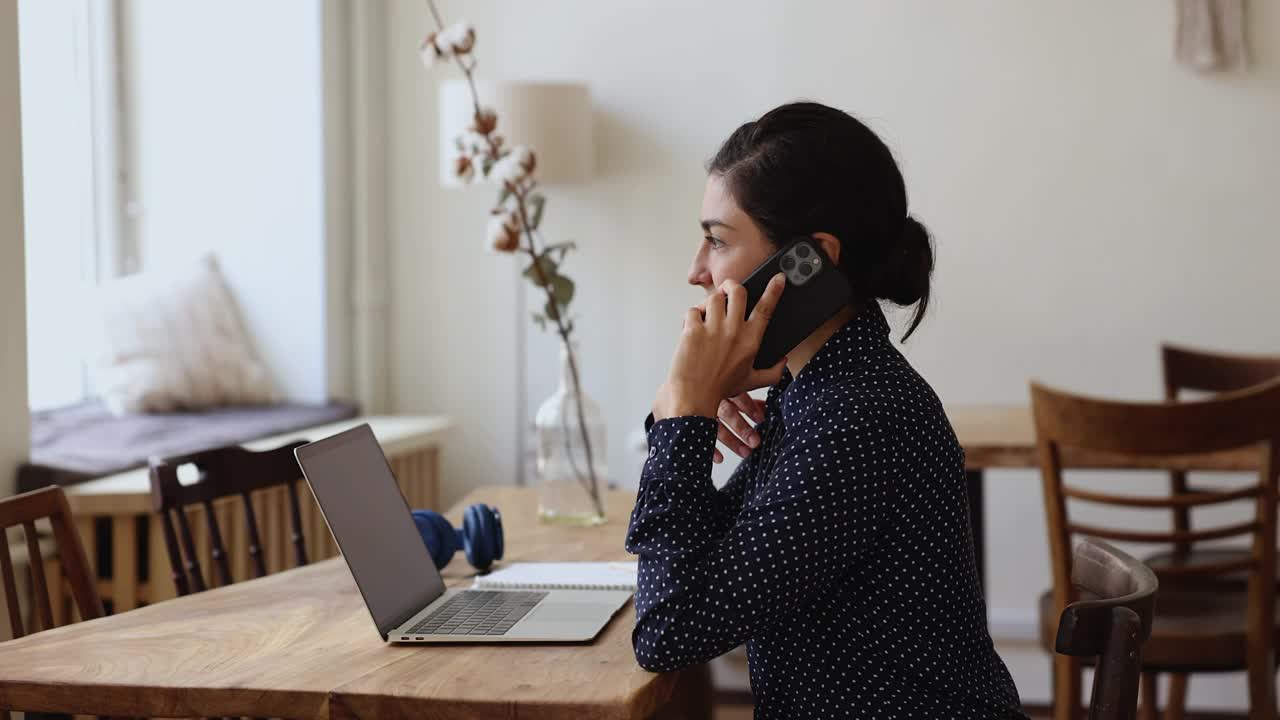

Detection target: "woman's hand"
[712, 393, 767, 464]
[652, 274, 787, 423]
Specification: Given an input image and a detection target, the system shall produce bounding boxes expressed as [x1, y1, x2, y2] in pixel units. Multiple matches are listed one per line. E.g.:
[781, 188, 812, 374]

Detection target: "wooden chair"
[149, 441, 309, 595]
[1032, 378, 1280, 720]
[1153, 345, 1280, 712]
[1162, 344, 1280, 397]
[0, 486, 104, 720]
[1158, 344, 1280, 563]
[1053, 538, 1157, 720]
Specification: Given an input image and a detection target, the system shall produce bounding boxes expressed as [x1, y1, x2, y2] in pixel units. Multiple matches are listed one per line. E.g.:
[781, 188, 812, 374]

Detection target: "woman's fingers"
[722, 280, 747, 328]
[683, 306, 703, 333]
[729, 393, 766, 424]
[717, 400, 759, 456]
[713, 448, 724, 464]
[744, 355, 789, 392]
[720, 400, 760, 448]
[747, 273, 786, 339]
[705, 287, 727, 331]
[716, 418, 751, 459]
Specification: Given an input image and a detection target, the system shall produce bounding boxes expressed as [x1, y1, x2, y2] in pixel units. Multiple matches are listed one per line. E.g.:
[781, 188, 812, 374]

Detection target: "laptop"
[294, 424, 632, 643]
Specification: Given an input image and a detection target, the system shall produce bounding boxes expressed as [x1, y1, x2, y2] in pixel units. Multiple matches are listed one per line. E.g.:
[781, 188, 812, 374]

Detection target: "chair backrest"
[149, 441, 308, 595]
[1055, 538, 1157, 720]
[1160, 344, 1280, 554]
[1162, 344, 1280, 399]
[1031, 378, 1280, 670]
[0, 486, 103, 638]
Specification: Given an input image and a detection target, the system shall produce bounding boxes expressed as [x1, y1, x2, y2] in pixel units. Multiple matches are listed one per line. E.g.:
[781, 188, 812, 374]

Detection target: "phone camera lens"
[781, 256, 796, 270]
[798, 263, 813, 276]
[795, 244, 811, 258]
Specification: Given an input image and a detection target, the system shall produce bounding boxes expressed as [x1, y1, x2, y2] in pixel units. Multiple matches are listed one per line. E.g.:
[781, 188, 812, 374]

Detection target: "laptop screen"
[295, 424, 444, 637]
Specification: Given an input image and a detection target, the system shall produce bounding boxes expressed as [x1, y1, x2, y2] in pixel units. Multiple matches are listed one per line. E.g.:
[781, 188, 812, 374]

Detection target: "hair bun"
[873, 216, 933, 307]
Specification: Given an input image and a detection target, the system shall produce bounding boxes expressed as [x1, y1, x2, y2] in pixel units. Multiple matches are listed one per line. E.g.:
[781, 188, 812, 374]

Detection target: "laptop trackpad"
[526, 602, 606, 623]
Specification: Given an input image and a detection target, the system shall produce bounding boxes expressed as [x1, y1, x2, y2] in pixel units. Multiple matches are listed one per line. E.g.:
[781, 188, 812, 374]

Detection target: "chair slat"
[241, 491, 267, 579]
[1067, 520, 1258, 545]
[286, 479, 308, 569]
[174, 505, 207, 593]
[202, 499, 232, 588]
[1062, 483, 1261, 509]
[0, 531, 24, 639]
[158, 508, 190, 597]
[23, 521, 54, 632]
[1152, 556, 1256, 579]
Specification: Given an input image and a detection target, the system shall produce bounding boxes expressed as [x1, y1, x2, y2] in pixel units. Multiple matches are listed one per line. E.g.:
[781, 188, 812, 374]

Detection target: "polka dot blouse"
[625, 303, 1026, 718]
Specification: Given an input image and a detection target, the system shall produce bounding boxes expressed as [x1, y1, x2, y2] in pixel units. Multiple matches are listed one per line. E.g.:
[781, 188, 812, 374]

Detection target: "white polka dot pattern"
[625, 303, 1027, 718]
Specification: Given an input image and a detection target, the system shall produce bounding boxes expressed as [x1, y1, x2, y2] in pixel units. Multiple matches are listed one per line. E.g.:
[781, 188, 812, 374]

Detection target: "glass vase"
[534, 339, 607, 526]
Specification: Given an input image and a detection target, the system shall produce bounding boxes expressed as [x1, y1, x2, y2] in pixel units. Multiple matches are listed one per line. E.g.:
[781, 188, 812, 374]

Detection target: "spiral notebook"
[471, 561, 638, 591]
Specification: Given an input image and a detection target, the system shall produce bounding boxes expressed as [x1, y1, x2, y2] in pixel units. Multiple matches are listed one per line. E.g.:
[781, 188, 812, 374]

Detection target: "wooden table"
[0, 486, 709, 719]
[948, 404, 1260, 593]
[61, 415, 452, 615]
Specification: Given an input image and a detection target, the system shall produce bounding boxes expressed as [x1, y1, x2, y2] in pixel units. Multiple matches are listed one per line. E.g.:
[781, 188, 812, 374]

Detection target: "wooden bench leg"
[44, 557, 64, 627]
[111, 515, 137, 613]
[73, 517, 95, 622]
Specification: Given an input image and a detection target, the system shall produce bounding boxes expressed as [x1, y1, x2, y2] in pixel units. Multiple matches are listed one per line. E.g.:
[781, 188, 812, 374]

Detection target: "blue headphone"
[410, 504, 504, 572]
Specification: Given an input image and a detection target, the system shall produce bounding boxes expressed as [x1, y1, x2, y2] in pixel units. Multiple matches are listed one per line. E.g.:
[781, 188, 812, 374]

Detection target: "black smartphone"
[740, 238, 853, 370]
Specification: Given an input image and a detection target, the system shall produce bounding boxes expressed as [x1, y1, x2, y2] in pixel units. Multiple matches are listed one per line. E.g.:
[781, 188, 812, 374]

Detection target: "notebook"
[471, 561, 638, 591]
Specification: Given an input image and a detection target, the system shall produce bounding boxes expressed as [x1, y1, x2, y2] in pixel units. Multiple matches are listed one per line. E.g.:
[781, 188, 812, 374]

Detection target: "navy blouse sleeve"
[624, 407, 893, 672]
[641, 411, 758, 540]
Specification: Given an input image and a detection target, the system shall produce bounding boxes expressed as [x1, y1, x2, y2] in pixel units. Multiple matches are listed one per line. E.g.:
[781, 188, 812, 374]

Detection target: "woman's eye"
[704, 235, 724, 249]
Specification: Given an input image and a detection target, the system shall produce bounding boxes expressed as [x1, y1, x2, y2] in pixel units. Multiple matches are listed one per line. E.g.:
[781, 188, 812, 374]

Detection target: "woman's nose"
[688, 256, 711, 288]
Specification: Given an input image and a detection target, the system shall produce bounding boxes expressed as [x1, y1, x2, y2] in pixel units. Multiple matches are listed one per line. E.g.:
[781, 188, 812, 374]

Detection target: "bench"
[56, 415, 453, 614]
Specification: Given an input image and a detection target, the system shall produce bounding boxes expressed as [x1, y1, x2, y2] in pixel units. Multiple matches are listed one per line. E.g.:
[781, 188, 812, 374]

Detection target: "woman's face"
[688, 174, 776, 295]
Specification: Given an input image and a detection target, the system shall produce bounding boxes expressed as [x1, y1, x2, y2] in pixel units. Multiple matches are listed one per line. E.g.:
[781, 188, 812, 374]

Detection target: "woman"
[625, 102, 1027, 718]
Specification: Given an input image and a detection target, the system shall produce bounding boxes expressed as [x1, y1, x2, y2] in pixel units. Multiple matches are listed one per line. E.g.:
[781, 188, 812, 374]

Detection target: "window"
[18, 0, 121, 411]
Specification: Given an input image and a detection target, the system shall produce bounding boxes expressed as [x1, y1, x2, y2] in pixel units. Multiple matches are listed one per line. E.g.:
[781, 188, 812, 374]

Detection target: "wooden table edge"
[327, 664, 689, 720]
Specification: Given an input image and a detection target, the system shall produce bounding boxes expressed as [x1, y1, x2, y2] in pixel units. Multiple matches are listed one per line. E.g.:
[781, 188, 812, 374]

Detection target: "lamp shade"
[438, 80, 593, 187]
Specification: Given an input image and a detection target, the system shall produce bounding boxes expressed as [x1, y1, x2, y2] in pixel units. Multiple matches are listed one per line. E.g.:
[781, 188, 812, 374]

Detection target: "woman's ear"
[811, 232, 841, 266]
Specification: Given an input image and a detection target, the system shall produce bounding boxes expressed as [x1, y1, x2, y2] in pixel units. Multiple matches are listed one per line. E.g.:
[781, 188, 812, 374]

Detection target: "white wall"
[0, 0, 30, 499]
[383, 1, 1280, 709]
[120, 0, 346, 404]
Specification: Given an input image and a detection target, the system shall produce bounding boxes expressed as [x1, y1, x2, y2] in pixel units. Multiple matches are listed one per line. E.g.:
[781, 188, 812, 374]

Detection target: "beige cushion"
[90, 255, 278, 415]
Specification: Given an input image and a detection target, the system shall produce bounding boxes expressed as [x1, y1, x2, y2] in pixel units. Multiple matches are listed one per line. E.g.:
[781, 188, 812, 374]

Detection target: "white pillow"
[89, 255, 279, 415]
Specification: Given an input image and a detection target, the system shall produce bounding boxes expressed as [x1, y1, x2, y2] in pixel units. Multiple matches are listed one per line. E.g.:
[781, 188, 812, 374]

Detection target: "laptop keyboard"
[408, 590, 549, 636]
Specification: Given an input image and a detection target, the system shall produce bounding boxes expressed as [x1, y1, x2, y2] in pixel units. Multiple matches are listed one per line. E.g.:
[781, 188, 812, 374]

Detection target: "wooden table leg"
[111, 514, 137, 613]
[652, 663, 713, 720]
[148, 509, 175, 603]
[328, 695, 360, 720]
[966, 469, 985, 599]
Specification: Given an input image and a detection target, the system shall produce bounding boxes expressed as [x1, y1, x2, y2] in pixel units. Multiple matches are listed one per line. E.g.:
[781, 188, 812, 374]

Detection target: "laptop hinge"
[382, 594, 440, 639]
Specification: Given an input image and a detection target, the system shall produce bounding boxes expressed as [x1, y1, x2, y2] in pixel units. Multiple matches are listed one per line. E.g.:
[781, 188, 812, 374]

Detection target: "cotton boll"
[486, 209, 521, 253]
[491, 146, 537, 187]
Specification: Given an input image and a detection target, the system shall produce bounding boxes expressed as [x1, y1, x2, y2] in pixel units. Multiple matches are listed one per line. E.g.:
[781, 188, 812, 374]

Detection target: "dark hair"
[707, 101, 934, 341]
